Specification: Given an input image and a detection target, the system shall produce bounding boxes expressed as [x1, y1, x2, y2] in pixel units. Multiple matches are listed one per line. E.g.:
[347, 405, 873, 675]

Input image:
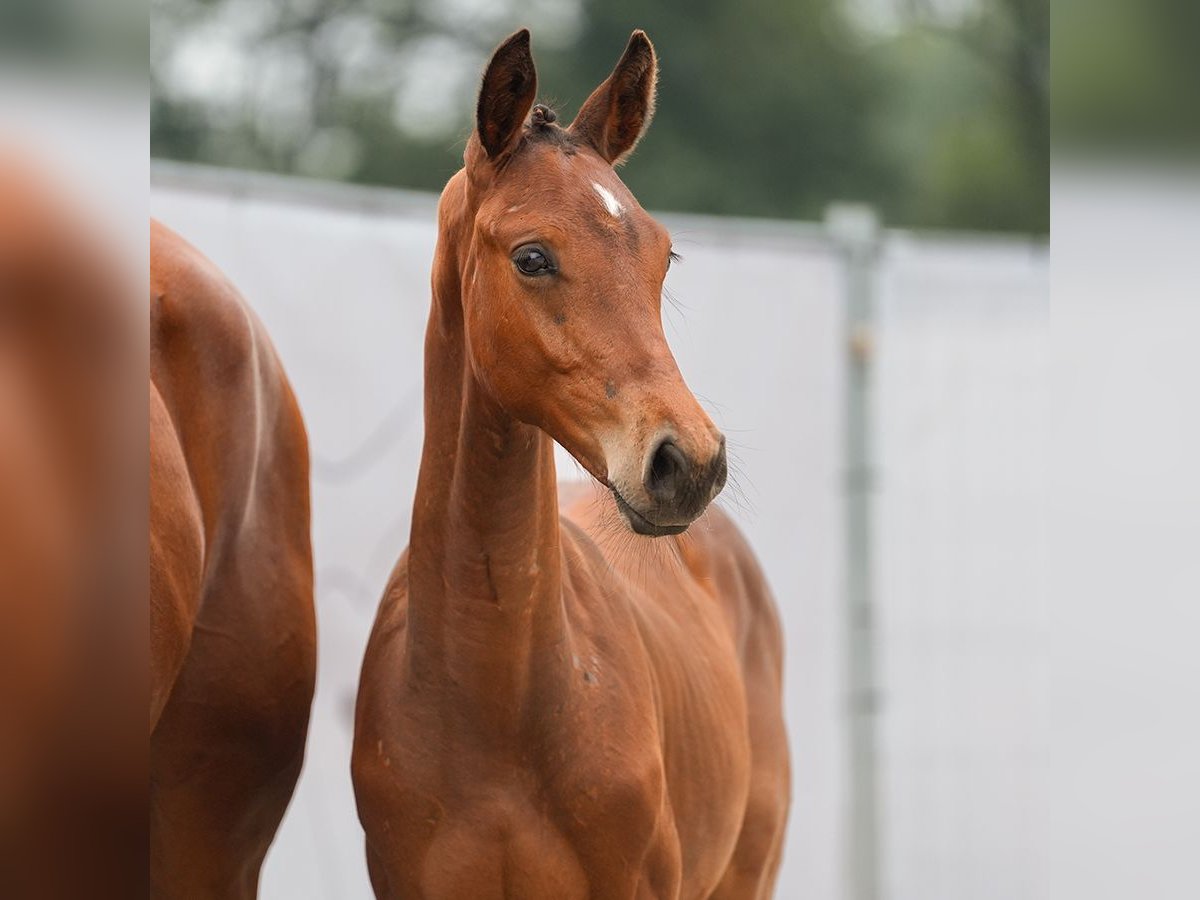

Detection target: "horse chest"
[368, 780, 662, 899]
[418, 807, 591, 900]
[366, 731, 672, 899]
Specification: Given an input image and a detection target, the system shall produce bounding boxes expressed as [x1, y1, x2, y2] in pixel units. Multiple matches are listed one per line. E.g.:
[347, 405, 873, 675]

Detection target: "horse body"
[0, 160, 145, 895]
[354, 31, 788, 899]
[150, 220, 316, 898]
[357, 488, 786, 899]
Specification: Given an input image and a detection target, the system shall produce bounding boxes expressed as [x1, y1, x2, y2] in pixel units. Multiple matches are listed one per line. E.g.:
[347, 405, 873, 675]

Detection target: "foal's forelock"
[488, 113, 580, 174]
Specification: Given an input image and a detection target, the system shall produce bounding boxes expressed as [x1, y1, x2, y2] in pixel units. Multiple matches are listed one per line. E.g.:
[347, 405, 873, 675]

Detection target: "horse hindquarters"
[149, 409, 315, 898]
[149, 384, 204, 730]
[149, 575, 315, 899]
[149, 222, 316, 898]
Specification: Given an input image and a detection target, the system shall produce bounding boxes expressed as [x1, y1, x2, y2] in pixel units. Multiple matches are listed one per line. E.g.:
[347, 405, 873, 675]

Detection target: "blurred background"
[150, 0, 1048, 235]
[149, 3, 1053, 899]
[4, 0, 1197, 897]
[4, 0, 1195, 897]
[148, 1, 1054, 899]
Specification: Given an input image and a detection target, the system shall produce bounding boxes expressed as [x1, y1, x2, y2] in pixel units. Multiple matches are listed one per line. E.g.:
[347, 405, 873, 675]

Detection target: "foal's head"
[455, 29, 726, 537]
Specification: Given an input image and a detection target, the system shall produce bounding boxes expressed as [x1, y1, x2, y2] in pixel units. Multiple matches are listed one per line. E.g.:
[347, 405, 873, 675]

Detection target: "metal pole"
[826, 203, 883, 900]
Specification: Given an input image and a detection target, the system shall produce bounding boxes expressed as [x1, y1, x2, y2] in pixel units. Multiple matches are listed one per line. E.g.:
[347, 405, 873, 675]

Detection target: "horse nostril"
[645, 439, 688, 502]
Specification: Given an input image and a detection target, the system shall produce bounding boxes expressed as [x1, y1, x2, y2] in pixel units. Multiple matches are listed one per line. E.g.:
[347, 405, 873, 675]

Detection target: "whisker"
[662, 284, 692, 313]
[724, 435, 764, 453]
[720, 449, 758, 520]
[692, 391, 730, 416]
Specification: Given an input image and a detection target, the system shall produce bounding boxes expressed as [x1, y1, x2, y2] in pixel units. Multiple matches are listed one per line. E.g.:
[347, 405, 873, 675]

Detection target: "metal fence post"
[826, 203, 883, 900]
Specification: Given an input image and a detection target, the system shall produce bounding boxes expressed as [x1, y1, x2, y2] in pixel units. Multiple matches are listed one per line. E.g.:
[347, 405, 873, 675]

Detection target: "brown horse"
[150, 221, 316, 897]
[353, 30, 789, 899]
[0, 155, 145, 898]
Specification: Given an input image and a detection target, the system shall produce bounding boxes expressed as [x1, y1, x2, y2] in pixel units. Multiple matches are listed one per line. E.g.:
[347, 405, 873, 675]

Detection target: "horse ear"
[569, 30, 657, 166]
[476, 29, 538, 160]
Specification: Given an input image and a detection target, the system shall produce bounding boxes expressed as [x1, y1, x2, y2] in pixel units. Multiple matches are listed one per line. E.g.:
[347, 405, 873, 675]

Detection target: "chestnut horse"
[1, 156, 144, 897]
[353, 31, 789, 899]
[150, 221, 316, 897]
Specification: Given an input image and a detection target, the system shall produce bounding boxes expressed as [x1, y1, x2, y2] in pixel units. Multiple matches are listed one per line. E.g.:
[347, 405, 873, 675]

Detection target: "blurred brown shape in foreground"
[0, 149, 147, 897]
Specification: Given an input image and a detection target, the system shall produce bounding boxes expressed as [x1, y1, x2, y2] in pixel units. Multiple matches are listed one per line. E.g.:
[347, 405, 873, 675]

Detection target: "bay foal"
[151, 222, 316, 897]
[353, 31, 789, 899]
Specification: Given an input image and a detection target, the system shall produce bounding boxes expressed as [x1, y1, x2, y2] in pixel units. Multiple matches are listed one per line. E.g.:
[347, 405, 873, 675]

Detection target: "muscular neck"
[405, 176, 569, 738]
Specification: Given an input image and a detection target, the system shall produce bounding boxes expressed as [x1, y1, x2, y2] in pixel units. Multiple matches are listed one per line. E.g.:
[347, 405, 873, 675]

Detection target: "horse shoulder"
[687, 506, 786, 683]
[559, 502, 775, 889]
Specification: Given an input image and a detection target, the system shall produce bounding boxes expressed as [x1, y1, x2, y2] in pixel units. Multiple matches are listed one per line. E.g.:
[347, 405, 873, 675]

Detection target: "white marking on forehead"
[591, 182, 624, 218]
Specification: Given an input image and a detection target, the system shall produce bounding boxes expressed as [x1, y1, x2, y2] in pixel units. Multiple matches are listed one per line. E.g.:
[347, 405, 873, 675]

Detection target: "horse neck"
[405, 175, 569, 733]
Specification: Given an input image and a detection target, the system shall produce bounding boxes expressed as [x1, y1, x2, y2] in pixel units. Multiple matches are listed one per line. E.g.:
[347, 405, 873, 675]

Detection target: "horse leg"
[150, 749, 303, 899]
[150, 575, 315, 898]
[365, 841, 393, 898]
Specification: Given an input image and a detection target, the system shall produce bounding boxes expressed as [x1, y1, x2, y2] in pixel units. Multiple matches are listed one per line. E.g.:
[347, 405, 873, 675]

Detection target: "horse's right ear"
[475, 29, 537, 160]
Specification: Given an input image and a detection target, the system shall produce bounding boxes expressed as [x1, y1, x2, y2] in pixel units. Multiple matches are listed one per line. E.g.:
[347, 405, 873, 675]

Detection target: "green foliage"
[874, 19, 1046, 233]
[150, 0, 1049, 234]
[1053, 0, 1200, 154]
[531, 0, 894, 222]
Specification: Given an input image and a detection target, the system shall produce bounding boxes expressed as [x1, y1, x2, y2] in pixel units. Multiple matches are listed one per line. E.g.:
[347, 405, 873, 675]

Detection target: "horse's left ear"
[569, 30, 657, 166]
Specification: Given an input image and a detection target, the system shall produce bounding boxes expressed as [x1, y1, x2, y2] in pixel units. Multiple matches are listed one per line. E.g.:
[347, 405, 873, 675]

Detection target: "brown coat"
[353, 31, 789, 899]
[150, 221, 316, 898]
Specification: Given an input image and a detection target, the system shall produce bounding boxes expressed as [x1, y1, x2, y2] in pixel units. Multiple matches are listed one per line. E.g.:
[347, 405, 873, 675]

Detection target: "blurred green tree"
[150, 0, 1048, 234]
[1053, 0, 1200, 154]
[878, 0, 1048, 232]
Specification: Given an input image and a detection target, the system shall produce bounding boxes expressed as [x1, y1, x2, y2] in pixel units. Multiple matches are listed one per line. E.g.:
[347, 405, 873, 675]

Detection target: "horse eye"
[513, 245, 555, 277]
